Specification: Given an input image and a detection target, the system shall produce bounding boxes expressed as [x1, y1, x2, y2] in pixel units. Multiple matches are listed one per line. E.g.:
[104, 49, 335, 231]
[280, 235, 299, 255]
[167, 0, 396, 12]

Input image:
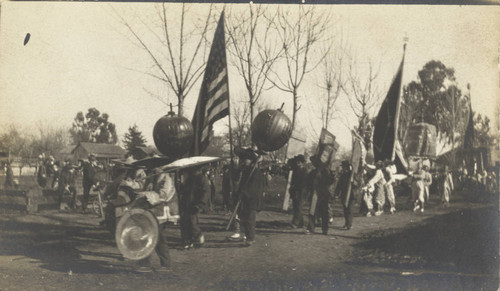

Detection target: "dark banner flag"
[463, 101, 474, 152]
[373, 50, 407, 174]
[191, 12, 230, 155]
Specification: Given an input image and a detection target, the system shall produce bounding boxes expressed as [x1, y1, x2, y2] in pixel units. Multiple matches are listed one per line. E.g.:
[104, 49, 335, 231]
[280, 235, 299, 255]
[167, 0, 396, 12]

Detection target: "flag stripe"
[208, 68, 227, 92]
[205, 84, 228, 115]
[202, 99, 229, 139]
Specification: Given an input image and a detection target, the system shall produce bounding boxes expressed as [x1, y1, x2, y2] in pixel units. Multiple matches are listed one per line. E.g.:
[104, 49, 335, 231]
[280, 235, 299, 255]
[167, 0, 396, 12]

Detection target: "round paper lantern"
[153, 105, 193, 158]
[251, 104, 293, 152]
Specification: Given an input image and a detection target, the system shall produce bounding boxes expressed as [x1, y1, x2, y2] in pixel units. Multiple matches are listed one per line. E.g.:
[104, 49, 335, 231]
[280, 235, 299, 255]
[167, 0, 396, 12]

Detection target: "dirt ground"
[0, 176, 498, 290]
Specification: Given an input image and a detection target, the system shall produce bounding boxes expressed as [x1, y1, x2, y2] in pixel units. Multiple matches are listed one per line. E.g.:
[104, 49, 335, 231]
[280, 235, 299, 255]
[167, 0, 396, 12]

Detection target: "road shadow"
[349, 204, 499, 289]
[0, 217, 135, 274]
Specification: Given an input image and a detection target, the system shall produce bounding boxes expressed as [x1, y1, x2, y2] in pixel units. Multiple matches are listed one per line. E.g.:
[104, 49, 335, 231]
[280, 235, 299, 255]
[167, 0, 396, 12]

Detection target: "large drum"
[115, 208, 159, 260]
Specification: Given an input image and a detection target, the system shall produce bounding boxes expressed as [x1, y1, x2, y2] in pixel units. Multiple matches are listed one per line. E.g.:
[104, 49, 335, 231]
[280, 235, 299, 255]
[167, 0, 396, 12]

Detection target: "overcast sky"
[0, 3, 498, 152]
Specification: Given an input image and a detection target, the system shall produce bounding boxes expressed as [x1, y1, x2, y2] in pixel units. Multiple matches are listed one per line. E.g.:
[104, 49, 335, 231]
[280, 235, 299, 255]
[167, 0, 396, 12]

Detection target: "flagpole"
[221, 11, 236, 202]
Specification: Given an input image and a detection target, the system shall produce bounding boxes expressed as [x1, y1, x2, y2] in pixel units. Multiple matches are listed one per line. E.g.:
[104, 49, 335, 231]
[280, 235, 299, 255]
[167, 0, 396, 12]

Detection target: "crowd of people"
[6, 148, 495, 273]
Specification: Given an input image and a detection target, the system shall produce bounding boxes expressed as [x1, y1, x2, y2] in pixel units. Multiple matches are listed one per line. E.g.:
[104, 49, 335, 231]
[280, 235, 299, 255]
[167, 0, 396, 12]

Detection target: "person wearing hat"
[306, 155, 335, 234]
[289, 155, 307, 228]
[232, 147, 266, 246]
[81, 153, 99, 212]
[335, 160, 356, 230]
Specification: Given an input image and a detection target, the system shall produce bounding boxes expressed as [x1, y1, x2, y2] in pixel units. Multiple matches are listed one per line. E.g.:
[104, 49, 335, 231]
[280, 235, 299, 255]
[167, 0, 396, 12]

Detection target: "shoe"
[329, 217, 334, 224]
[304, 230, 311, 234]
[244, 240, 254, 246]
[291, 224, 298, 229]
[390, 207, 396, 214]
[374, 210, 383, 216]
[366, 212, 372, 217]
[136, 266, 153, 273]
[420, 208, 424, 213]
[183, 243, 194, 249]
[342, 225, 351, 230]
[155, 266, 171, 273]
[228, 233, 241, 241]
[413, 205, 420, 212]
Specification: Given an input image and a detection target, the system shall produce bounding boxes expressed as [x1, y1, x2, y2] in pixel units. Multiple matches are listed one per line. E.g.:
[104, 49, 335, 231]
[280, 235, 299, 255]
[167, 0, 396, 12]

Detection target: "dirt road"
[0, 188, 498, 290]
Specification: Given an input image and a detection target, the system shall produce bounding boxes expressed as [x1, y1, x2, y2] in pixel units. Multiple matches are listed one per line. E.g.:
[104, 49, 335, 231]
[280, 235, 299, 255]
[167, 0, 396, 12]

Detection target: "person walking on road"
[289, 155, 307, 229]
[306, 156, 334, 235]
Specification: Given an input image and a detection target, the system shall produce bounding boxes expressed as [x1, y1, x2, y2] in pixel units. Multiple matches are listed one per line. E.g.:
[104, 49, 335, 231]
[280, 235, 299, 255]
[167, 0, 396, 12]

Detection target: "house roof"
[133, 146, 161, 156]
[73, 142, 126, 158]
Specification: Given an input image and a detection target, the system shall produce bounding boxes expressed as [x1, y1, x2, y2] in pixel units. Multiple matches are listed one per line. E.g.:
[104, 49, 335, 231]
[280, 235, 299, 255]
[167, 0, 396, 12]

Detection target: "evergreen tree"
[122, 124, 147, 153]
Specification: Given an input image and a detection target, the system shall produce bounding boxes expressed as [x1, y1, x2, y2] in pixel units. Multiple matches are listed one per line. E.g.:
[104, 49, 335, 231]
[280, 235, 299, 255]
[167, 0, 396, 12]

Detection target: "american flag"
[191, 12, 229, 155]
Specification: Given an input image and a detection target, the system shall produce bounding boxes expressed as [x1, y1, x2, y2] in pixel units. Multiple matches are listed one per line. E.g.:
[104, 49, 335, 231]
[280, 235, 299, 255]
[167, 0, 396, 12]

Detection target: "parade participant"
[140, 168, 179, 221]
[383, 160, 397, 214]
[289, 155, 307, 228]
[361, 164, 375, 217]
[335, 160, 356, 230]
[204, 168, 216, 212]
[363, 161, 386, 216]
[423, 164, 432, 204]
[440, 165, 454, 207]
[37, 155, 48, 187]
[4, 162, 14, 189]
[58, 160, 78, 209]
[233, 147, 266, 245]
[81, 153, 99, 212]
[135, 222, 171, 273]
[306, 156, 334, 235]
[221, 164, 231, 213]
[179, 165, 209, 249]
[411, 162, 426, 213]
[486, 169, 497, 194]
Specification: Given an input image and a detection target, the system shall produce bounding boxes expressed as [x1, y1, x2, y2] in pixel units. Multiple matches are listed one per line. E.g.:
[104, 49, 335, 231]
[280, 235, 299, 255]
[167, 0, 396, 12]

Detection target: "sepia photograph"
[0, 1, 499, 290]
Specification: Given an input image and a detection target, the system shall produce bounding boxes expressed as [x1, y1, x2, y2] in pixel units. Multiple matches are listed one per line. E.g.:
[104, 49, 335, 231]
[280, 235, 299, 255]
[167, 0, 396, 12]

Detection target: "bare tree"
[266, 6, 331, 130]
[114, 4, 214, 116]
[341, 56, 384, 149]
[230, 103, 252, 148]
[225, 5, 283, 124]
[317, 32, 348, 131]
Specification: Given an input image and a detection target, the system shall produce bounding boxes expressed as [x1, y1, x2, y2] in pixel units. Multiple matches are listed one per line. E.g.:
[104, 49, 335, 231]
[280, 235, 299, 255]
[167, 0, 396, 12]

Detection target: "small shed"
[72, 142, 126, 165]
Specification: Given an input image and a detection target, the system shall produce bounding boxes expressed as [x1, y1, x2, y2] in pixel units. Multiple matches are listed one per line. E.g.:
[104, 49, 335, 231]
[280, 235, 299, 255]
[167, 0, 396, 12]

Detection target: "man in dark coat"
[234, 147, 266, 246]
[58, 160, 78, 209]
[289, 155, 307, 228]
[307, 156, 334, 235]
[81, 154, 99, 212]
[335, 160, 357, 230]
[4, 162, 14, 189]
[179, 166, 209, 248]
